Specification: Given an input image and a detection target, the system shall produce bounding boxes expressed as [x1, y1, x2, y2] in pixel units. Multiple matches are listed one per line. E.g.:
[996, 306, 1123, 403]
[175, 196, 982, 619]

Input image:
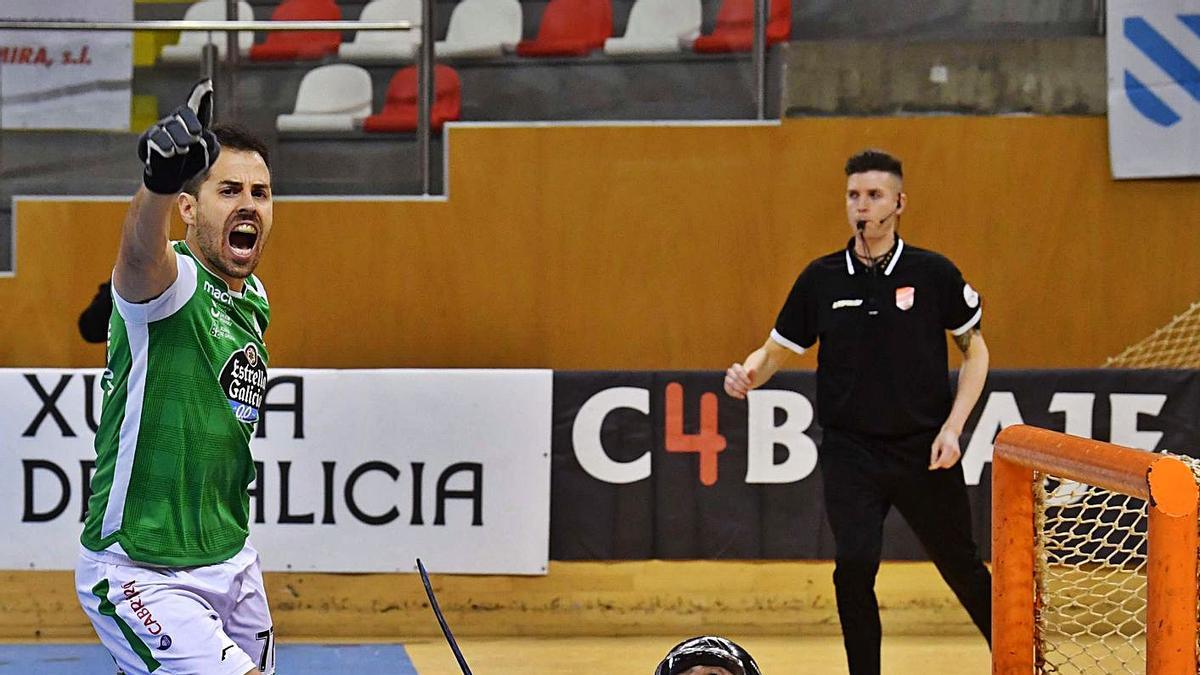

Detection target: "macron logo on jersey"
[203, 280, 233, 306]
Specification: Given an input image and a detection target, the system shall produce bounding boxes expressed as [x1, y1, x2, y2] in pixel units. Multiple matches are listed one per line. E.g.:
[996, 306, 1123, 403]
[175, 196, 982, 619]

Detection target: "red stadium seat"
[363, 65, 462, 133]
[692, 0, 791, 54]
[516, 0, 612, 57]
[249, 0, 343, 62]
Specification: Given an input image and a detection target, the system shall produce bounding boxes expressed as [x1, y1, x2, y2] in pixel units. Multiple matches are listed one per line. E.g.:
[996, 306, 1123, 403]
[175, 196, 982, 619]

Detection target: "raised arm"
[113, 190, 182, 303]
[113, 80, 218, 303]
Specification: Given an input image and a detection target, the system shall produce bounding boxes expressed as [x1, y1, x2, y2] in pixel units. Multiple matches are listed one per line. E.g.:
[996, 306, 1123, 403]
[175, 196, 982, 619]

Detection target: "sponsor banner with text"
[1, 369, 551, 574]
[7, 368, 1198, 568]
[0, 0, 132, 130]
[551, 370, 1200, 560]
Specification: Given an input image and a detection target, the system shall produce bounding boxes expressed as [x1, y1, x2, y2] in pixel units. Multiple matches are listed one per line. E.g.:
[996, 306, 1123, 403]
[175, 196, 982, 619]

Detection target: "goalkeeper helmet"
[653, 636, 762, 675]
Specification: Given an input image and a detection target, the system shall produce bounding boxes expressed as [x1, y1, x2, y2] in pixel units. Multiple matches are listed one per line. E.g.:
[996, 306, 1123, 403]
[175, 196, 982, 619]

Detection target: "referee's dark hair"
[844, 149, 902, 179]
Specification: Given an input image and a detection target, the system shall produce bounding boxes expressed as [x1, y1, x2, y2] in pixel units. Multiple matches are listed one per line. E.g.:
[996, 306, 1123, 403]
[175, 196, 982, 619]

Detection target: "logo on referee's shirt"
[963, 283, 980, 308]
[895, 286, 915, 311]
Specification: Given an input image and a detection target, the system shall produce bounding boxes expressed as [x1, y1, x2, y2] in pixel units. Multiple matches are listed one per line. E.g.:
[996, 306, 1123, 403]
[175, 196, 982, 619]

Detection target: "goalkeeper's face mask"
[180, 149, 274, 289]
[654, 636, 762, 675]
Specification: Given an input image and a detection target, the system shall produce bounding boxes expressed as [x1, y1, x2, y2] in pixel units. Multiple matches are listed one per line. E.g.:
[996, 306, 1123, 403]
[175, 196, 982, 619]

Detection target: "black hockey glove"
[137, 78, 220, 194]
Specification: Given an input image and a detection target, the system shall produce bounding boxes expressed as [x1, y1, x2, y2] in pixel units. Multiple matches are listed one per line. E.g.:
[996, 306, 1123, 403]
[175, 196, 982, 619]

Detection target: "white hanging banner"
[0, 0, 133, 130]
[1107, 0, 1200, 178]
[0, 369, 552, 575]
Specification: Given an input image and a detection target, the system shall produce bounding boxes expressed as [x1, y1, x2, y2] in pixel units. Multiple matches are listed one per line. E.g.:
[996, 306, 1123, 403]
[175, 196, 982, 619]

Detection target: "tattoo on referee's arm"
[954, 328, 980, 354]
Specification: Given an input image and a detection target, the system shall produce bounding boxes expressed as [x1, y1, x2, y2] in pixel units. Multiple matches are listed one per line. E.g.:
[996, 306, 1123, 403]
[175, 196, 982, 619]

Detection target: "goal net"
[1105, 301, 1200, 368]
[992, 425, 1200, 674]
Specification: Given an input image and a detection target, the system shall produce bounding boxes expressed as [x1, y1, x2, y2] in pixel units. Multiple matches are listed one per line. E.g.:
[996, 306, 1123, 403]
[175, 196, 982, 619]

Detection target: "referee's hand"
[929, 426, 962, 470]
[724, 363, 755, 399]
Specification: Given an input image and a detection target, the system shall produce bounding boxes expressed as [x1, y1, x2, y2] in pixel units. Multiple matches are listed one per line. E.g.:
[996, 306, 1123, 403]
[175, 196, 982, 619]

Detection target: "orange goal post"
[992, 425, 1200, 674]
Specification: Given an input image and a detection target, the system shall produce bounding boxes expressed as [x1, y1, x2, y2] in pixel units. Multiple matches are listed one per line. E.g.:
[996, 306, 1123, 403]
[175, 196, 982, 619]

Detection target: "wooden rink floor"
[0, 636, 991, 673]
[405, 635, 993, 673]
[2, 561, 1000, 672]
[352, 558, 1001, 672]
[6, 561, 1164, 672]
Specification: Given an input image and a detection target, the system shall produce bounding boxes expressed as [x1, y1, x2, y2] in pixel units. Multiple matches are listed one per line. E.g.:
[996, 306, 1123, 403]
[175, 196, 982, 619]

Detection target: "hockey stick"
[416, 558, 474, 675]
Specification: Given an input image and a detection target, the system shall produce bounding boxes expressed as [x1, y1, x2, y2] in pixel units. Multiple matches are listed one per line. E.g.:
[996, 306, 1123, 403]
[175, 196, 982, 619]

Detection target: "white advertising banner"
[0, 0, 133, 130]
[0, 369, 552, 574]
[1107, 0, 1200, 178]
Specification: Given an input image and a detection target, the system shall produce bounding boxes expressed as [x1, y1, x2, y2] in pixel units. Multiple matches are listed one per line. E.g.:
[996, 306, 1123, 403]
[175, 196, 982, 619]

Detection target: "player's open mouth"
[228, 222, 258, 256]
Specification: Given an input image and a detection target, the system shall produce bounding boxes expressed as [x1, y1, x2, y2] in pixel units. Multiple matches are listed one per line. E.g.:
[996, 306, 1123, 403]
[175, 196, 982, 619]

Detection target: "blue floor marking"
[0, 643, 418, 673]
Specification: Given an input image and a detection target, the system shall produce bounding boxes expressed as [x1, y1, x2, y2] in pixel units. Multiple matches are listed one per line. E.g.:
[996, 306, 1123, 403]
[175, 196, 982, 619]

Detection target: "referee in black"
[724, 149, 991, 674]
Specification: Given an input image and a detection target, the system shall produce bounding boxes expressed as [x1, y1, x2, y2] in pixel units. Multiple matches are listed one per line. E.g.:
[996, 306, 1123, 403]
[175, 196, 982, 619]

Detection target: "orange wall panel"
[3, 117, 1198, 369]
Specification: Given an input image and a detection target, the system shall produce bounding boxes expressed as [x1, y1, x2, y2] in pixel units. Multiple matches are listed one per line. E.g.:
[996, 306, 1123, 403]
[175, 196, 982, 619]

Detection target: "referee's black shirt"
[772, 237, 982, 438]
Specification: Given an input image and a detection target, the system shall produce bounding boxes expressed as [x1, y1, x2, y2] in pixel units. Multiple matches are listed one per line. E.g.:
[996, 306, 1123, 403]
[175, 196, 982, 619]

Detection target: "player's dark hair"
[183, 123, 271, 196]
[844, 149, 902, 179]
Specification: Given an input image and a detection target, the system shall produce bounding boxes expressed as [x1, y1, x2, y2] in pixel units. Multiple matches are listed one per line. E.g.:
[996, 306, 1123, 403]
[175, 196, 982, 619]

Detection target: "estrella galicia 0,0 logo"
[219, 343, 267, 423]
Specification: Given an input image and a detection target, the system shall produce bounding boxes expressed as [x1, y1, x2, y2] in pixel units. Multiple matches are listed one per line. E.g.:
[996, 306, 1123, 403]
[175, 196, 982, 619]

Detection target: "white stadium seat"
[436, 0, 522, 59]
[604, 0, 701, 55]
[338, 0, 422, 63]
[159, 0, 255, 64]
[276, 64, 374, 133]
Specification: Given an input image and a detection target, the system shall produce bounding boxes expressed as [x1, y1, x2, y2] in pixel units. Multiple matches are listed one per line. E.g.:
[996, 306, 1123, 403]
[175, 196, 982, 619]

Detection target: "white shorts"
[76, 543, 276, 675]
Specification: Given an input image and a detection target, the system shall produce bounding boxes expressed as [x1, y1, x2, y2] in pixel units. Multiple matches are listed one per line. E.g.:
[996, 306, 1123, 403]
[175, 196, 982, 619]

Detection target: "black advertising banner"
[550, 370, 1200, 561]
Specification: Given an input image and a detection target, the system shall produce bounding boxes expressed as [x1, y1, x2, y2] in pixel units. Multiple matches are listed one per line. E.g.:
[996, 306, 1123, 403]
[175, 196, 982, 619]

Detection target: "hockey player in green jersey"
[76, 80, 277, 675]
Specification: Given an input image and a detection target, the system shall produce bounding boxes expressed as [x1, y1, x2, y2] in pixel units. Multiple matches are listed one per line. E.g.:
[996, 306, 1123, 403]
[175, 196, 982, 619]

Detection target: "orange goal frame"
[992, 424, 1199, 674]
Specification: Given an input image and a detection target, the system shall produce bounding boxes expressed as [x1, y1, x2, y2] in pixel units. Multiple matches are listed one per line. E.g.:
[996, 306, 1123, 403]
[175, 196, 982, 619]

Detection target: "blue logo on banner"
[1123, 15, 1200, 127]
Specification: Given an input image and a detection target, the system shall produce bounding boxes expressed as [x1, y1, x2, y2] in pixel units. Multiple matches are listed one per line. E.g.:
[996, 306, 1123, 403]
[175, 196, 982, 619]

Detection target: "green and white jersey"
[82, 241, 271, 566]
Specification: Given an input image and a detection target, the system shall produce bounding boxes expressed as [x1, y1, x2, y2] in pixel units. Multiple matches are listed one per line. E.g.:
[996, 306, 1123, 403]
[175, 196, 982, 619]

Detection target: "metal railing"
[0, 20, 412, 31]
[0, 17, 444, 194]
[752, 0, 766, 120]
[1, 10, 781, 192]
